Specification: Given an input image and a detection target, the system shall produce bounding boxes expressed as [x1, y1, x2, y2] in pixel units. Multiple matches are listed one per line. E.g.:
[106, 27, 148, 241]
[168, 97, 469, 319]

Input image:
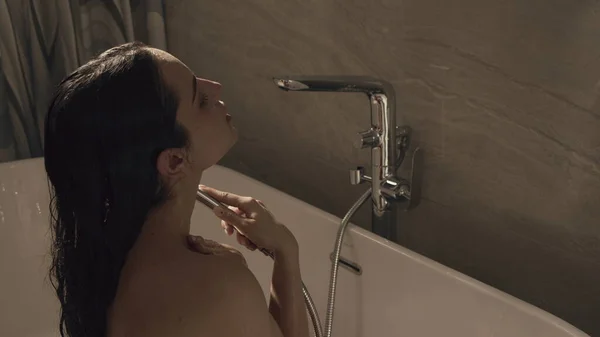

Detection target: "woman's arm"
[198, 186, 311, 337]
[268, 240, 309, 337]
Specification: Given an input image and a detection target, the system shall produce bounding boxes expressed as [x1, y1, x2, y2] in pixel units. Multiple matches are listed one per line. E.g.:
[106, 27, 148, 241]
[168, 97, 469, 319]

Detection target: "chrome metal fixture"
[273, 76, 421, 241]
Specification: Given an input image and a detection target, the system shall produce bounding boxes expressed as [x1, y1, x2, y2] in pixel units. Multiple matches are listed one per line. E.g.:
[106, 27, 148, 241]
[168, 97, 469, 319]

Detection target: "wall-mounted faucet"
[273, 76, 421, 241]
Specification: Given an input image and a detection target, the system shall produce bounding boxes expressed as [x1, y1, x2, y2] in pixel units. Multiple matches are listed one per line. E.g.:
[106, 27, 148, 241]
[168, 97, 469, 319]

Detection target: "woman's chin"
[228, 123, 239, 143]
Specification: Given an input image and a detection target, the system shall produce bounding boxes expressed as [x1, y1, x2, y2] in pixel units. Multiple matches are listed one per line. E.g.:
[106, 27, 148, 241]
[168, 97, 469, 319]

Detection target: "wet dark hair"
[44, 41, 189, 337]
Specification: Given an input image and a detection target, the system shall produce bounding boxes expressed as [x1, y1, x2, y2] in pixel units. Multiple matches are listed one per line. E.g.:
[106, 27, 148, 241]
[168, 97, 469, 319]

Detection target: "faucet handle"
[380, 147, 423, 210]
[349, 166, 372, 185]
[395, 126, 412, 170]
[406, 147, 423, 210]
[354, 129, 379, 149]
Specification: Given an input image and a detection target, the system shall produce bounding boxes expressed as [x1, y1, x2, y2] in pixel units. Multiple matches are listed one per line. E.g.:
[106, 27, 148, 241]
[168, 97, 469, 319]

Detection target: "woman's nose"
[200, 78, 222, 99]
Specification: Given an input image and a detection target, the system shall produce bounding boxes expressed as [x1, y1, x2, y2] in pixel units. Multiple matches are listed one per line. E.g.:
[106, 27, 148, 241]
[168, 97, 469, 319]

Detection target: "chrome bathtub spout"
[273, 76, 421, 241]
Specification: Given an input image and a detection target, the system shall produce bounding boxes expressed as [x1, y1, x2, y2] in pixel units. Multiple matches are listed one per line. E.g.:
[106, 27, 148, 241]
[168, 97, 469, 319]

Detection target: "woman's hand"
[198, 185, 298, 257]
[186, 234, 248, 266]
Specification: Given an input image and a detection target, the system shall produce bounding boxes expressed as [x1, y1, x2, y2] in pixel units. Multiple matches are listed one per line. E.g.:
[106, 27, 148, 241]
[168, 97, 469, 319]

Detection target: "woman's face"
[151, 48, 238, 175]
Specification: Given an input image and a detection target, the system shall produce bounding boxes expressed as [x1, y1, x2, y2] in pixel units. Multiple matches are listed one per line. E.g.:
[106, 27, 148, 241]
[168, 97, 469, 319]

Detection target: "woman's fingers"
[221, 220, 235, 235]
[199, 185, 262, 215]
[219, 207, 242, 235]
[212, 206, 249, 231]
[199, 185, 247, 206]
[229, 206, 245, 216]
[198, 185, 284, 253]
[236, 233, 257, 251]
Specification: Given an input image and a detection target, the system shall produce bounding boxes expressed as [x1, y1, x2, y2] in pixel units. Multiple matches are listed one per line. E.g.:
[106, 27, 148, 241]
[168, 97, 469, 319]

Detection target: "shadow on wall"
[0, 0, 167, 163]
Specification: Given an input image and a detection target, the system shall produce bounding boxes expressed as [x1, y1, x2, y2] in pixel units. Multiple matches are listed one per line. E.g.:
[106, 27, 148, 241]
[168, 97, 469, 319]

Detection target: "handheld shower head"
[195, 186, 274, 258]
[196, 188, 222, 210]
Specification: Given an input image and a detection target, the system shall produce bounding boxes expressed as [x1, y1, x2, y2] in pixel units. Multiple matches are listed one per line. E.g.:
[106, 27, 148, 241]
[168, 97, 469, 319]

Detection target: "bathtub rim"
[201, 163, 589, 337]
[0, 157, 589, 336]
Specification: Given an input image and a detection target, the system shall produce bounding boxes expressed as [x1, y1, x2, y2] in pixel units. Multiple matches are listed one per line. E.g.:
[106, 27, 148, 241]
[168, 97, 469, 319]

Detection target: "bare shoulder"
[178, 251, 283, 337]
[109, 245, 283, 337]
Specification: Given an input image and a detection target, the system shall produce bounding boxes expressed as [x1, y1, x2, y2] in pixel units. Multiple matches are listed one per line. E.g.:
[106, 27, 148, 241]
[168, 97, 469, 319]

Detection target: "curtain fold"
[0, 0, 167, 163]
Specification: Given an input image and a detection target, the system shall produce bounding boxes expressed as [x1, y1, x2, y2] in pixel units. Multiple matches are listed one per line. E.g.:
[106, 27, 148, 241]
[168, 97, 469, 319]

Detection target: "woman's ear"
[156, 148, 186, 178]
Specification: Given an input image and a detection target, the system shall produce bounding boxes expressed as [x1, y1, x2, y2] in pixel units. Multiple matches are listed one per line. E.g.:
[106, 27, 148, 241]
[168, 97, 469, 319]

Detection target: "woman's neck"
[136, 174, 201, 254]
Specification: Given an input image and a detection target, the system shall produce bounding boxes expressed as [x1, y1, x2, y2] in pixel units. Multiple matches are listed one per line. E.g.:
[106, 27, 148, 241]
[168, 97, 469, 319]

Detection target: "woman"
[44, 41, 309, 337]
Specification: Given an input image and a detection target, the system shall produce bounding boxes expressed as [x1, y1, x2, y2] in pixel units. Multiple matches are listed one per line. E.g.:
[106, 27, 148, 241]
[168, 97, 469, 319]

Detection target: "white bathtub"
[0, 158, 588, 337]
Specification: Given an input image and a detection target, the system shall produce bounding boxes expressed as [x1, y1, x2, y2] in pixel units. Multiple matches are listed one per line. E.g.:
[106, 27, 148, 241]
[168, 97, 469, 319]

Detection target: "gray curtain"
[0, 0, 167, 163]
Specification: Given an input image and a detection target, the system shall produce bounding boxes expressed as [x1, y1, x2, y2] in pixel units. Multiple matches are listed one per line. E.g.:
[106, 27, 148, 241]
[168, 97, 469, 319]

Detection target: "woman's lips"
[225, 114, 232, 122]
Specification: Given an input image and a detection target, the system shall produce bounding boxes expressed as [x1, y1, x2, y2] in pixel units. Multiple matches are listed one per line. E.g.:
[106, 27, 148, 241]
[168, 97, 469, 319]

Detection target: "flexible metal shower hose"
[302, 280, 324, 337]
[260, 186, 370, 337]
[324, 188, 372, 337]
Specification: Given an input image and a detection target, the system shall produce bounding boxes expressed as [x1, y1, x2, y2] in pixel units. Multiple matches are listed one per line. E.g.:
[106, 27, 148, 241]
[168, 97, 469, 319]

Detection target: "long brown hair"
[44, 42, 188, 337]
